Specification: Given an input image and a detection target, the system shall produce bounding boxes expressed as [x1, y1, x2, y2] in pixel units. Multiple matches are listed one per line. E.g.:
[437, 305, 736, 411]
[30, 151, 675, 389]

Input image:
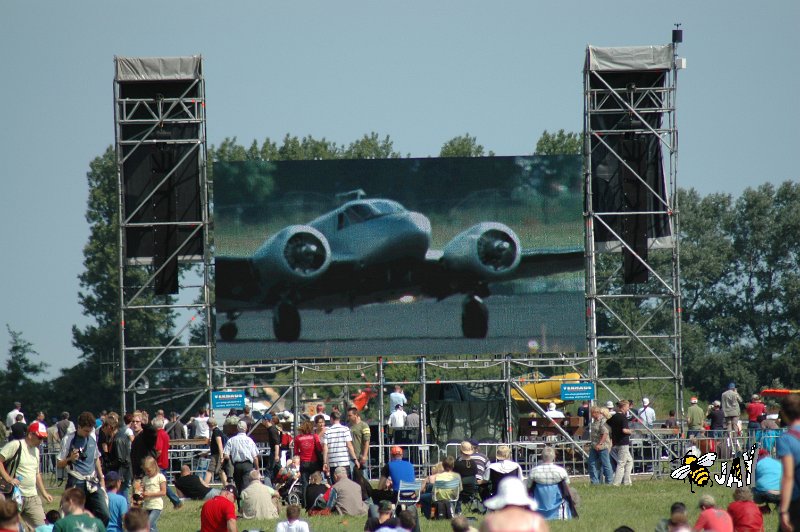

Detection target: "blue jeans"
[147, 508, 161, 532]
[588, 447, 613, 484]
[160, 469, 182, 507]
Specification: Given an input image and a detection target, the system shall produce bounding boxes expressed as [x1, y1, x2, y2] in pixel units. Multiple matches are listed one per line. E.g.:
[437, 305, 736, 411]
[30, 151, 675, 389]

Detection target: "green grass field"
[40, 475, 779, 532]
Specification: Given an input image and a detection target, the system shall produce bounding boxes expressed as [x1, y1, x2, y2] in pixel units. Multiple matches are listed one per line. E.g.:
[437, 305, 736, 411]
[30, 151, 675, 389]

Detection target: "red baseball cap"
[28, 421, 47, 438]
[390, 446, 403, 456]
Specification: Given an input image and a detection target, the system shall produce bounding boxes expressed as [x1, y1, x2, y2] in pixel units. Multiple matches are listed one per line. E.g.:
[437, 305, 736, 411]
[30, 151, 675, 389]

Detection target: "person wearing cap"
[638, 398, 656, 429]
[482, 477, 549, 532]
[200, 483, 238, 532]
[605, 401, 616, 415]
[0, 420, 53, 529]
[721, 382, 743, 435]
[746, 394, 767, 441]
[364, 500, 398, 532]
[223, 421, 260, 505]
[707, 400, 725, 440]
[686, 397, 705, 438]
[105, 470, 128, 532]
[377, 446, 415, 497]
[694, 493, 733, 532]
[777, 393, 800, 530]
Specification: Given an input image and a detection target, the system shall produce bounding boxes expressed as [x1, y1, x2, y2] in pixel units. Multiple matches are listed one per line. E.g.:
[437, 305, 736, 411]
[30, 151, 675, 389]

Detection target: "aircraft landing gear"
[219, 321, 238, 342]
[461, 295, 488, 338]
[273, 302, 301, 342]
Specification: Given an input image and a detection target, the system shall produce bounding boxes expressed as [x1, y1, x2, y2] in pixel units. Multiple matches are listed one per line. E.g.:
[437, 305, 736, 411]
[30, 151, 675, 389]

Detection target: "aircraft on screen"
[215, 197, 583, 342]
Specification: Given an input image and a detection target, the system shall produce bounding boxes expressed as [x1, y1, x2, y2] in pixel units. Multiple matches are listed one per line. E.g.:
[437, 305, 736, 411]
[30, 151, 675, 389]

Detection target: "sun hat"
[484, 477, 538, 512]
[460, 441, 474, 455]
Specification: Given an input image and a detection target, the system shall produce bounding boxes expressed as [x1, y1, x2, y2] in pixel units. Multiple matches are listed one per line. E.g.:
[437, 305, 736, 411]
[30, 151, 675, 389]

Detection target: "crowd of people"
[0, 386, 797, 532]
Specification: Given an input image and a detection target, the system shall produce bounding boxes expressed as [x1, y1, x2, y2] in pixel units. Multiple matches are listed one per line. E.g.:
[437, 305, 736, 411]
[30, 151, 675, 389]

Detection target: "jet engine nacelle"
[441, 222, 522, 280]
[252, 225, 332, 283]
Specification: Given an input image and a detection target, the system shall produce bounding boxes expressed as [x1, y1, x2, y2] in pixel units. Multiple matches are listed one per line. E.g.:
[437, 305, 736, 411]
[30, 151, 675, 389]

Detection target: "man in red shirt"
[745, 394, 767, 441]
[153, 417, 182, 509]
[726, 487, 763, 532]
[694, 494, 733, 532]
[201, 484, 238, 532]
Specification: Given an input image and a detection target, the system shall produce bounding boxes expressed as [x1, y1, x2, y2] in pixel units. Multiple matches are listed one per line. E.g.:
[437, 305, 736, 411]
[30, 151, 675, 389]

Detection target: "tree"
[678, 182, 800, 394]
[534, 129, 582, 155]
[0, 326, 48, 415]
[439, 133, 491, 157]
[342, 132, 401, 159]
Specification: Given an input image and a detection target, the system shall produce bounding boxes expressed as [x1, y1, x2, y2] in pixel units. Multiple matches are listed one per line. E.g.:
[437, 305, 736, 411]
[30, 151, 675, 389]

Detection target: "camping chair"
[458, 476, 485, 514]
[432, 477, 462, 519]
[397, 480, 423, 512]
[194, 457, 211, 480]
[530, 481, 574, 520]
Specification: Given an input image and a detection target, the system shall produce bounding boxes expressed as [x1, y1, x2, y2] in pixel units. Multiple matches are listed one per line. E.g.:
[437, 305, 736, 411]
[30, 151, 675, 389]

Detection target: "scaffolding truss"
[114, 56, 212, 413]
[583, 43, 685, 423]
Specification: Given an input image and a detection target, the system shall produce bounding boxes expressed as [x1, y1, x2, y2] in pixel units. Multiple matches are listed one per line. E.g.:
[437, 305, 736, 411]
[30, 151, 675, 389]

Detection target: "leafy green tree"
[0, 326, 48, 414]
[439, 133, 491, 157]
[534, 129, 582, 155]
[342, 132, 401, 159]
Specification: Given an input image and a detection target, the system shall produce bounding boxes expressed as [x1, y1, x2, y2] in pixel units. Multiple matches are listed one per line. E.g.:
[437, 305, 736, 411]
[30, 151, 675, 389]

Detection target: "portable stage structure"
[583, 36, 685, 431]
[114, 56, 213, 413]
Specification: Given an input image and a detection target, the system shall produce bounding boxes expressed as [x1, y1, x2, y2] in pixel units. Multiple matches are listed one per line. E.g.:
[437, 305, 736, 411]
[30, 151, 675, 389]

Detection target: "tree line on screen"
[1, 130, 798, 417]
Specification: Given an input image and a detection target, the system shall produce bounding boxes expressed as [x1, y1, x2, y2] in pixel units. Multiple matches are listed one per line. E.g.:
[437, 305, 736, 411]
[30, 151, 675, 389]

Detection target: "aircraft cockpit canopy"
[337, 200, 404, 229]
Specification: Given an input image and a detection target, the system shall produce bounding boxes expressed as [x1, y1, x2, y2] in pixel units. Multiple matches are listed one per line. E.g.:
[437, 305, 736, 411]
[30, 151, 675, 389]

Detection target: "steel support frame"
[114, 61, 212, 414]
[583, 43, 685, 432]
[216, 353, 594, 470]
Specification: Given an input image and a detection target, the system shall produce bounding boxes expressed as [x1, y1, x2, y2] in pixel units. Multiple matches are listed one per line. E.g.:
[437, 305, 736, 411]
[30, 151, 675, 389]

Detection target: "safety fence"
[34, 427, 785, 488]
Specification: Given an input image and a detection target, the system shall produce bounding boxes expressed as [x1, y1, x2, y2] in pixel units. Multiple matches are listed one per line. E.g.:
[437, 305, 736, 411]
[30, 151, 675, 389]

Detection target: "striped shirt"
[323, 422, 352, 468]
[223, 433, 258, 464]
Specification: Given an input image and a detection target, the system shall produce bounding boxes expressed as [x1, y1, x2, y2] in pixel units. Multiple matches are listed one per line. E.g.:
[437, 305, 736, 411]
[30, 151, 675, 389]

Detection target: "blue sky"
[1, 1, 797, 377]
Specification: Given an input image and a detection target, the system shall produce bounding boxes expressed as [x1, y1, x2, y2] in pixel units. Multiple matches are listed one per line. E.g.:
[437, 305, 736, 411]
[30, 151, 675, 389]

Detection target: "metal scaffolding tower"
[583, 39, 685, 425]
[114, 56, 212, 414]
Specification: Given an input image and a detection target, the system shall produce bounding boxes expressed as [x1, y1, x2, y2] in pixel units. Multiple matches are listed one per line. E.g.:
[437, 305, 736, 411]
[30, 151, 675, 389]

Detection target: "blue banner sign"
[560, 383, 595, 401]
[211, 390, 246, 410]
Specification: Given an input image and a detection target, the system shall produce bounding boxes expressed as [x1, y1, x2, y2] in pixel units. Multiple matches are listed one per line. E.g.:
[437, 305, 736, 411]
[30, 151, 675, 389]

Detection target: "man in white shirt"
[389, 386, 407, 413]
[544, 402, 565, 420]
[6, 402, 23, 429]
[388, 405, 407, 445]
[223, 421, 260, 504]
[638, 397, 656, 428]
[192, 408, 210, 440]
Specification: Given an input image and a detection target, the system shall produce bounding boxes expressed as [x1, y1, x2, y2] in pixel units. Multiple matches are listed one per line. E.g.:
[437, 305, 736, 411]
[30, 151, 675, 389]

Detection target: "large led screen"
[214, 156, 585, 361]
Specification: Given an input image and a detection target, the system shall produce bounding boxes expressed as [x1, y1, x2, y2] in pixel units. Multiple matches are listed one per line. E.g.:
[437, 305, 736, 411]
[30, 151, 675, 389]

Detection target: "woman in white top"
[486, 445, 523, 497]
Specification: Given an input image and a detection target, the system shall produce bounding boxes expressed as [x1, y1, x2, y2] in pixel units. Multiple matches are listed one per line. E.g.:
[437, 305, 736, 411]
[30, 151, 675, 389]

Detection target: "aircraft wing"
[516, 246, 584, 278]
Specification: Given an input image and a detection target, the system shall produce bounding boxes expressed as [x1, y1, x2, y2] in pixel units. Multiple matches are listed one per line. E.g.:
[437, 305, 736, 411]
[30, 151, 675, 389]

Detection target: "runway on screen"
[215, 291, 584, 361]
